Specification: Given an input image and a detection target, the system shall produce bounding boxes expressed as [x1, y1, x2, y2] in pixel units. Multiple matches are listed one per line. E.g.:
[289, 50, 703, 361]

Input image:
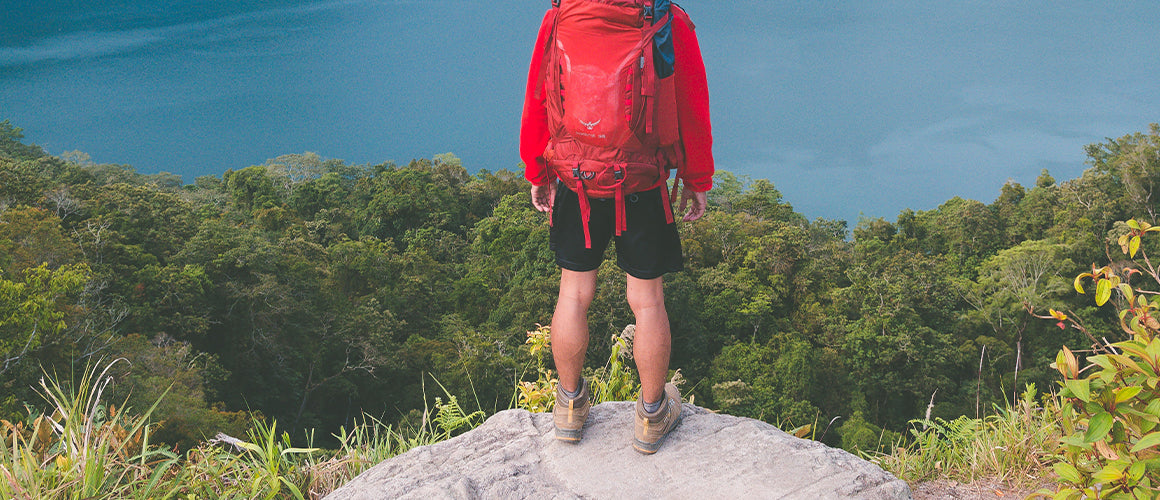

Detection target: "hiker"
[519, 0, 714, 454]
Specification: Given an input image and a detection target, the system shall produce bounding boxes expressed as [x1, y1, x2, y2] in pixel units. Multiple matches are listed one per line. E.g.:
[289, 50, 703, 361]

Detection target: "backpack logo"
[579, 118, 601, 131]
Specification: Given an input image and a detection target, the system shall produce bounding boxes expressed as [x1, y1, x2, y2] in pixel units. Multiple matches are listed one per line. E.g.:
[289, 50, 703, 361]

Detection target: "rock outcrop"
[326, 402, 913, 499]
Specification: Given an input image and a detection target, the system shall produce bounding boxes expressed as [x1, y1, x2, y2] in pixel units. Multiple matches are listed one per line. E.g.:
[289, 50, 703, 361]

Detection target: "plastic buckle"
[552, 0, 561, 7]
[572, 167, 582, 179]
[614, 169, 624, 180]
[643, 4, 654, 21]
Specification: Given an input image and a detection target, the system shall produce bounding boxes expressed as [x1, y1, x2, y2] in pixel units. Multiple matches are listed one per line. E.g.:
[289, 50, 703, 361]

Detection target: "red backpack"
[536, 0, 685, 248]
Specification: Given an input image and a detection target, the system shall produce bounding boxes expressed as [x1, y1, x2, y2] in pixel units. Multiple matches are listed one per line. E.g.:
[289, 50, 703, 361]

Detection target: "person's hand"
[679, 186, 707, 222]
[531, 182, 556, 213]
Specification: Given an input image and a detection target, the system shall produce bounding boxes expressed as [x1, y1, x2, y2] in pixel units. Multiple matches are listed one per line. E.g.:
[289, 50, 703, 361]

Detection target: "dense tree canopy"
[1, 120, 1156, 451]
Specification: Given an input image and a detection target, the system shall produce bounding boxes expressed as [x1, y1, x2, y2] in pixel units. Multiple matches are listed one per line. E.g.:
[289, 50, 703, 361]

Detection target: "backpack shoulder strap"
[532, 4, 561, 101]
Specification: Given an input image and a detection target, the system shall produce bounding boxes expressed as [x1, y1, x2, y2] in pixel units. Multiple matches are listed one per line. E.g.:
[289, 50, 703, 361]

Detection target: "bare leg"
[627, 274, 670, 404]
[552, 269, 598, 393]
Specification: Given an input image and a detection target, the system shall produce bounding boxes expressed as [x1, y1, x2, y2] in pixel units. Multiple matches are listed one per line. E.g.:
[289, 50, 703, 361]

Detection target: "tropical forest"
[1, 118, 1159, 498]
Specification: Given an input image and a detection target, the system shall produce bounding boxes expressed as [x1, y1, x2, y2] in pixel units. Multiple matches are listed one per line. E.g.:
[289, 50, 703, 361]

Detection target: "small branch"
[975, 344, 986, 419]
[1, 322, 40, 376]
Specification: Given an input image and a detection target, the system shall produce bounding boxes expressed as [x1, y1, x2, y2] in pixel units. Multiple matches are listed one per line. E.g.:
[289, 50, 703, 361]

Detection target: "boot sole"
[632, 415, 683, 454]
[555, 427, 583, 442]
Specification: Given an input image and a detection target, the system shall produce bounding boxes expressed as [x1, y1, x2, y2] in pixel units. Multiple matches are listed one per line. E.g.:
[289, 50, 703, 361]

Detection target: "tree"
[0, 263, 89, 377]
[1085, 123, 1160, 222]
[709, 338, 822, 428]
[838, 248, 967, 427]
[224, 166, 281, 212]
[965, 239, 1075, 403]
[0, 120, 46, 161]
[265, 152, 326, 198]
[0, 207, 81, 274]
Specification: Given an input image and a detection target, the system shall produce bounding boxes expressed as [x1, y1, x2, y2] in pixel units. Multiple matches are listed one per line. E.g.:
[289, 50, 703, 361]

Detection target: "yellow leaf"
[1115, 386, 1143, 403]
[1092, 464, 1123, 483]
[1096, 278, 1112, 306]
[33, 416, 52, 445]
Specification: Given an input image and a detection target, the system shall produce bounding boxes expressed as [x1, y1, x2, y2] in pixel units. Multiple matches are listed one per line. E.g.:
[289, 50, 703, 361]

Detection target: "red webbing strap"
[639, 16, 668, 135]
[548, 185, 555, 227]
[642, 44, 656, 135]
[615, 184, 627, 236]
[575, 177, 593, 249]
[608, 163, 629, 236]
[534, 9, 560, 101]
[662, 177, 676, 225]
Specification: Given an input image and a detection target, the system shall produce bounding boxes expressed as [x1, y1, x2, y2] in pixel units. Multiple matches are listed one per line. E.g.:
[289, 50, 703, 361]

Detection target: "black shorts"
[549, 184, 683, 280]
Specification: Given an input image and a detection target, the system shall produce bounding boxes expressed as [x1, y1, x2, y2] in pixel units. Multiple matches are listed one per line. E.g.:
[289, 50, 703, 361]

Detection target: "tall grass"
[0, 362, 480, 499]
[872, 384, 1059, 490]
[2, 351, 1068, 498]
[1, 360, 179, 499]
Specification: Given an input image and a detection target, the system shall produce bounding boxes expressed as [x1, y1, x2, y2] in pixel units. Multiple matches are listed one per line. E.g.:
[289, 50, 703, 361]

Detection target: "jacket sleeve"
[519, 10, 556, 187]
[672, 7, 714, 192]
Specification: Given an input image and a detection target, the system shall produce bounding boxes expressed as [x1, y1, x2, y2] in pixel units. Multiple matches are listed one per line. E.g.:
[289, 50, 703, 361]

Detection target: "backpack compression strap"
[566, 163, 675, 249]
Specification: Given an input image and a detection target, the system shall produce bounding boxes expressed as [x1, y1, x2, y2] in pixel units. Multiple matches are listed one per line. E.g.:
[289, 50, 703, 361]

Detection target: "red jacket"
[519, 6, 714, 193]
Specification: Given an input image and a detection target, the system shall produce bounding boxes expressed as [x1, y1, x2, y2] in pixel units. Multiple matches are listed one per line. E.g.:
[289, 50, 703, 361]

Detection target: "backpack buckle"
[643, 4, 654, 21]
[552, 0, 560, 7]
[572, 166, 594, 180]
[614, 169, 624, 180]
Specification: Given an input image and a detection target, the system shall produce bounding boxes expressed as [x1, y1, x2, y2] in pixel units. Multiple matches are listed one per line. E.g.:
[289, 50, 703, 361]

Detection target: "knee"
[557, 270, 597, 310]
[626, 284, 665, 315]
[559, 283, 596, 310]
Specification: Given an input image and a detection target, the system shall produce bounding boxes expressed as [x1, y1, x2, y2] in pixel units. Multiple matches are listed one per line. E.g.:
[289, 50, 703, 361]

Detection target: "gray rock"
[326, 402, 913, 500]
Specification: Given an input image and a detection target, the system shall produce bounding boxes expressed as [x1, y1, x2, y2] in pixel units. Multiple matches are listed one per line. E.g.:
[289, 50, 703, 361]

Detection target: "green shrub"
[837, 410, 900, 455]
[1039, 218, 1160, 498]
[516, 323, 644, 413]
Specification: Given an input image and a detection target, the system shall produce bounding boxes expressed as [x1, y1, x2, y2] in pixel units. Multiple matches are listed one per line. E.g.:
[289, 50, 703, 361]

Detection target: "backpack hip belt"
[549, 158, 675, 249]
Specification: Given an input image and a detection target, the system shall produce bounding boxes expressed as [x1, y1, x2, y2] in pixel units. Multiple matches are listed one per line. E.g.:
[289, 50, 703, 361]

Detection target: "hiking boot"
[633, 383, 683, 454]
[553, 378, 591, 442]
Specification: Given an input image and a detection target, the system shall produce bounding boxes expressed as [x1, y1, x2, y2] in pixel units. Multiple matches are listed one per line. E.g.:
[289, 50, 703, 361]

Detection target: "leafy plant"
[877, 384, 1057, 488]
[516, 323, 643, 413]
[1035, 218, 1160, 499]
[588, 325, 640, 404]
[0, 360, 177, 499]
[516, 324, 557, 412]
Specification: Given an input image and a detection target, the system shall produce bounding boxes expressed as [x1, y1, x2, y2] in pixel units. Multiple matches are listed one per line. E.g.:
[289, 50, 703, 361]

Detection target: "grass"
[2, 352, 1066, 498]
[871, 384, 1060, 491]
[0, 361, 481, 499]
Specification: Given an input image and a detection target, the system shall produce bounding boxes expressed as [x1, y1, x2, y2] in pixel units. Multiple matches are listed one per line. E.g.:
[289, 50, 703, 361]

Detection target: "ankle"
[642, 397, 662, 414]
[560, 377, 584, 399]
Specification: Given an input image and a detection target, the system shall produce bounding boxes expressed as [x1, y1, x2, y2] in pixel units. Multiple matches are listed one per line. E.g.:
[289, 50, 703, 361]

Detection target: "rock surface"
[326, 402, 913, 500]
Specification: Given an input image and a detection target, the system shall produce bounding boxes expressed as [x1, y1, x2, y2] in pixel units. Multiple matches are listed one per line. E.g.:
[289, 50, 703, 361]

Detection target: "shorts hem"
[618, 263, 682, 280]
[557, 258, 600, 273]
